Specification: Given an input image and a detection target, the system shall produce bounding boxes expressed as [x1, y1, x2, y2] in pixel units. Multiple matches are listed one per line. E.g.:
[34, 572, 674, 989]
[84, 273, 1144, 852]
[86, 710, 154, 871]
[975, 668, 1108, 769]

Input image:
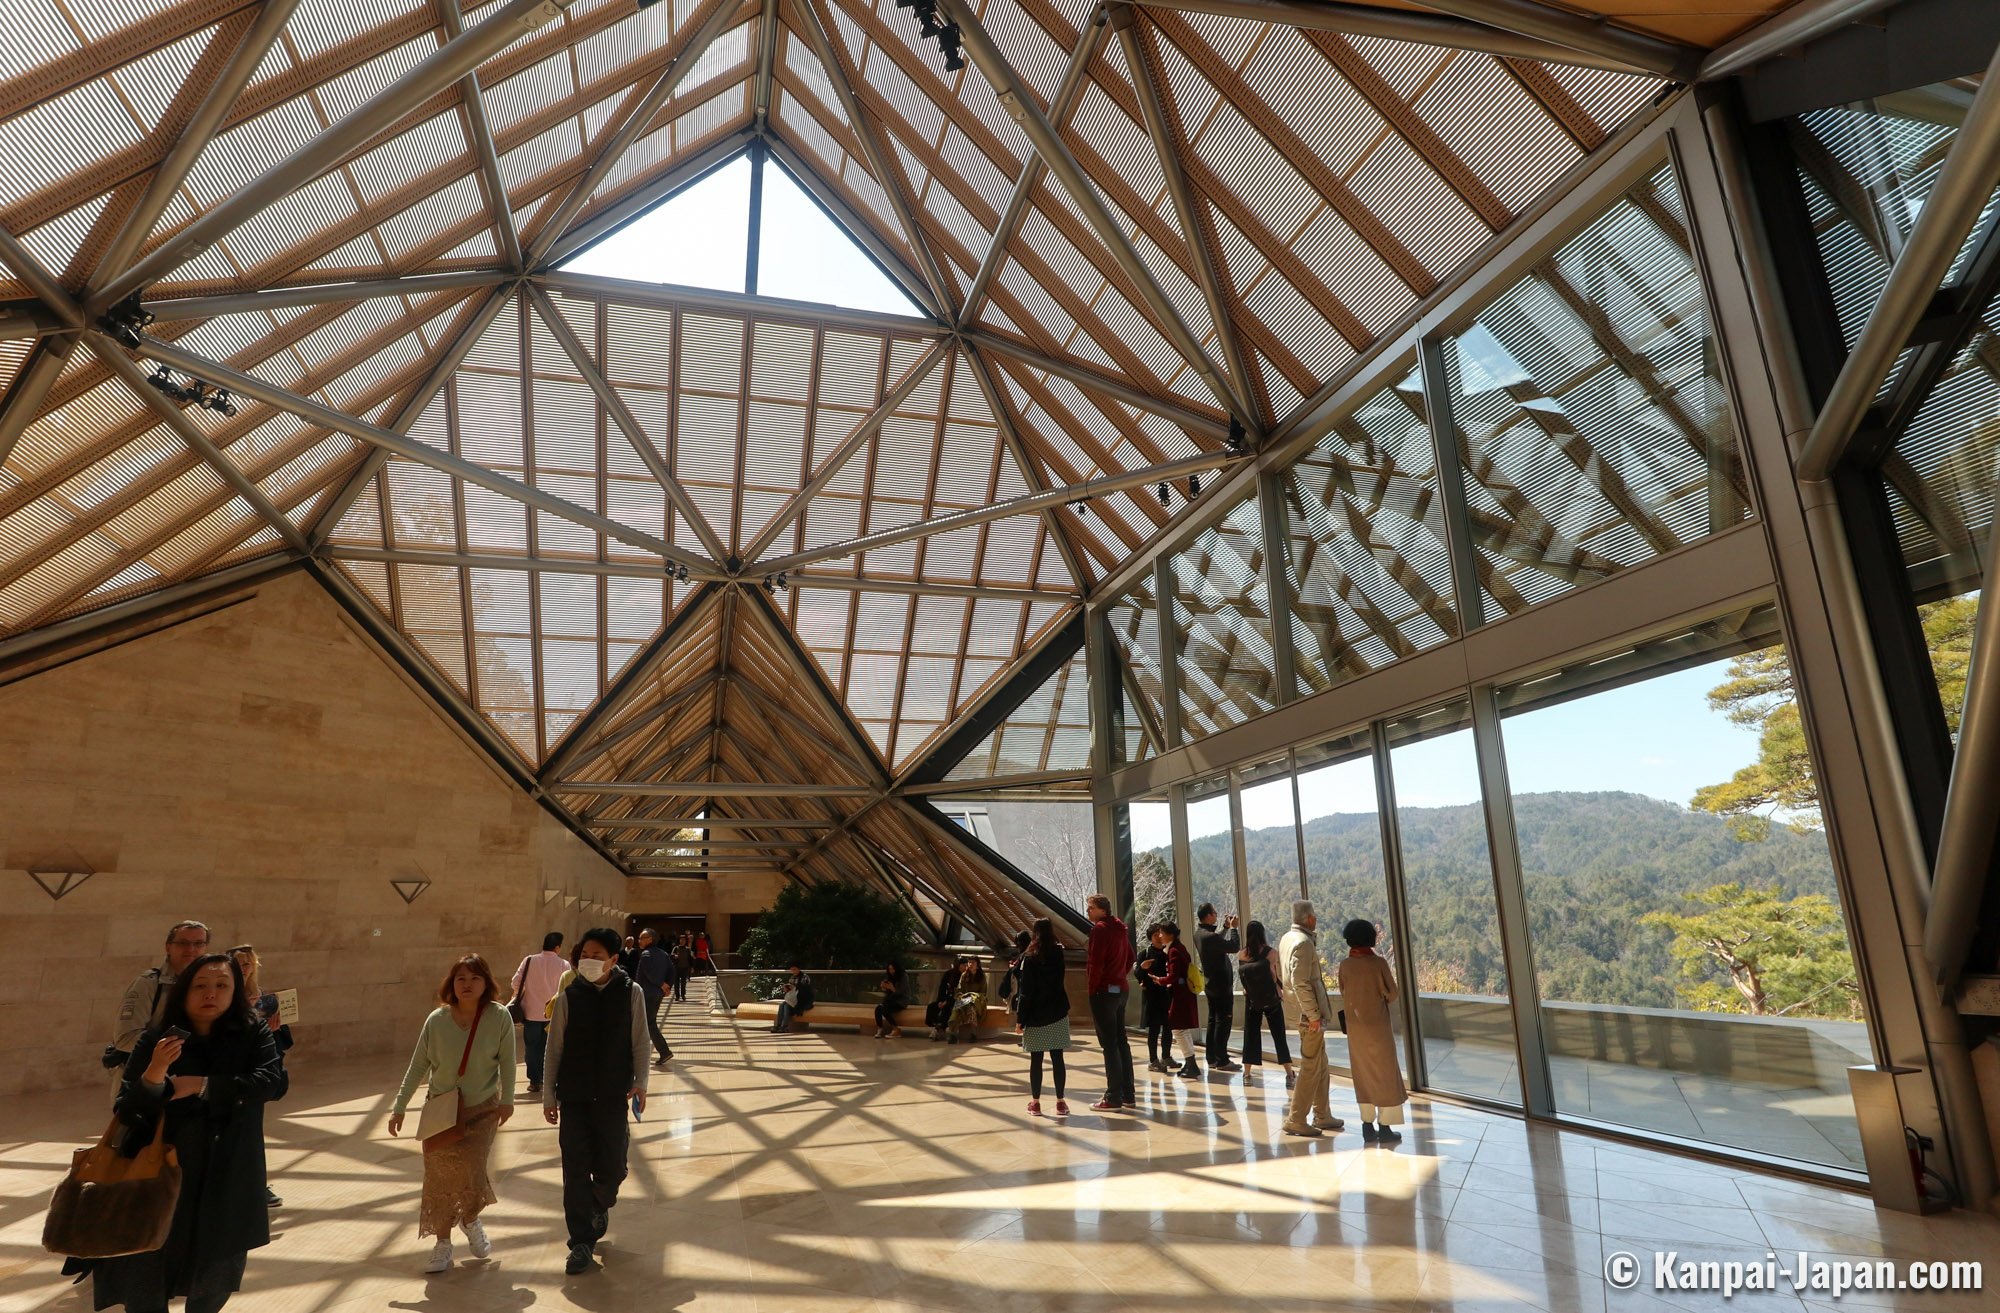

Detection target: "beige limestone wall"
[0, 573, 628, 1096]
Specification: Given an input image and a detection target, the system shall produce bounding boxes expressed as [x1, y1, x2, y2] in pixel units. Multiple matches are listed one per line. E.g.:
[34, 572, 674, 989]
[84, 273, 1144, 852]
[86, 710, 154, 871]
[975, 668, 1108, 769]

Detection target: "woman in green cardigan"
[388, 955, 516, 1273]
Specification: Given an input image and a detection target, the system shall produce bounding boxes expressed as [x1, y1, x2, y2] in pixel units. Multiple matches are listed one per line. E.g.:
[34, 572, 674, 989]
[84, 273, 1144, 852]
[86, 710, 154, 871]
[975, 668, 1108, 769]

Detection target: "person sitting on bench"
[770, 966, 814, 1033]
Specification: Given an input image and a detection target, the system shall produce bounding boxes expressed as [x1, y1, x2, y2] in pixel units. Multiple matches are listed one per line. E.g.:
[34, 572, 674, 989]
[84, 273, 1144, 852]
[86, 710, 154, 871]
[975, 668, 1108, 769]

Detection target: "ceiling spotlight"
[200, 387, 237, 418]
[1156, 481, 1171, 508]
[939, 23, 964, 71]
[147, 364, 173, 392]
[1187, 474, 1201, 498]
[1225, 418, 1247, 453]
[672, 563, 690, 584]
[98, 293, 154, 349]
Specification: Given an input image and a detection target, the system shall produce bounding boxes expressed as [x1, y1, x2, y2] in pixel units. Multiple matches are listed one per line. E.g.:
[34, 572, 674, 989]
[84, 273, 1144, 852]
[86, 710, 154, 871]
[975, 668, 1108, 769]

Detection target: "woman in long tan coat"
[1335, 919, 1406, 1144]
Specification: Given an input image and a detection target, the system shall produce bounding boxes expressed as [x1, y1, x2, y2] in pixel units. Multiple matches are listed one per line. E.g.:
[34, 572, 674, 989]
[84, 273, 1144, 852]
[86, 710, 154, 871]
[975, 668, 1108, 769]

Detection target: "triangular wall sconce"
[543, 888, 562, 905]
[564, 894, 580, 908]
[27, 868, 95, 901]
[391, 878, 432, 904]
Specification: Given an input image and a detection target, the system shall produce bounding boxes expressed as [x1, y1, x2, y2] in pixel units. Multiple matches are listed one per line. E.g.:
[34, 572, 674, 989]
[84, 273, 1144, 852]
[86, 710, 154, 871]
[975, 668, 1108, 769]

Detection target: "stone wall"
[0, 573, 629, 1096]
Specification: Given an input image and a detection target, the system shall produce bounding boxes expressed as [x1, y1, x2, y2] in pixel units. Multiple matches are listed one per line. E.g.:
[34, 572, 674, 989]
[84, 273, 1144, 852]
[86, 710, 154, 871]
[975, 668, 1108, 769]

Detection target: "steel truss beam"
[1111, 5, 1256, 423]
[959, 344, 1091, 588]
[532, 270, 938, 334]
[324, 546, 725, 581]
[524, 282, 731, 561]
[754, 449, 1249, 574]
[962, 329, 1231, 440]
[141, 271, 517, 321]
[524, 0, 746, 265]
[0, 225, 82, 328]
[0, 335, 78, 468]
[790, 0, 955, 317]
[1796, 43, 2000, 482]
[100, 0, 577, 309]
[590, 817, 834, 830]
[743, 339, 952, 560]
[556, 781, 878, 797]
[92, 0, 307, 288]
[1698, 0, 1899, 82]
[960, 9, 1104, 325]
[1135, 0, 1648, 72]
[543, 130, 757, 268]
[1404, 0, 1695, 78]
[139, 335, 716, 572]
[605, 839, 808, 850]
[436, 0, 523, 271]
[940, 0, 1253, 432]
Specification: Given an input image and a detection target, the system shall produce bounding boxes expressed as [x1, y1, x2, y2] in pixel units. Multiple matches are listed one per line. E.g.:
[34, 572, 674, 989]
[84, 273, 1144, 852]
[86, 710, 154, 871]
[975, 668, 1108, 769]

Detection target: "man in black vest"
[543, 927, 650, 1275]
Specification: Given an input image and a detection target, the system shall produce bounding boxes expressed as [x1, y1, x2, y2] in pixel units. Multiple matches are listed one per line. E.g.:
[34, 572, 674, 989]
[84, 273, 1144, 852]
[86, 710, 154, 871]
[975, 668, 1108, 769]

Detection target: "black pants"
[1146, 1017, 1171, 1064]
[1241, 1002, 1291, 1065]
[671, 973, 687, 1002]
[1089, 991, 1134, 1104]
[558, 1097, 630, 1248]
[1204, 989, 1234, 1064]
[874, 1001, 904, 1030]
[1029, 1049, 1066, 1100]
[642, 989, 672, 1060]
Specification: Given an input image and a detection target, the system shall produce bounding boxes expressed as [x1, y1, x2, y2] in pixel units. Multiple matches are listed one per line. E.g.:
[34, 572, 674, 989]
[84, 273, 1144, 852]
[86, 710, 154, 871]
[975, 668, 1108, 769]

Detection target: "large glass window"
[1171, 492, 1284, 739]
[1440, 162, 1745, 617]
[1185, 774, 1237, 933]
[1128, 797, 1176, 931]
[1387, 700, 1519, 1105]
[931, 788, 1096, 918]
[1497, 618, 1867, 1171]
[1237, 757, 1304, 946]
[1108, 580, 1169, 765]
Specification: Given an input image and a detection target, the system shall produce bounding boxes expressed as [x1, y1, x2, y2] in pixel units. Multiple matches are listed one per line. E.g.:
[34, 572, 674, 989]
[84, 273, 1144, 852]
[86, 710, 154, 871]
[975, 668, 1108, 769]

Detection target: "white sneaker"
[463, 1219, 490, 1258]
[425, 1239, 452, 1273]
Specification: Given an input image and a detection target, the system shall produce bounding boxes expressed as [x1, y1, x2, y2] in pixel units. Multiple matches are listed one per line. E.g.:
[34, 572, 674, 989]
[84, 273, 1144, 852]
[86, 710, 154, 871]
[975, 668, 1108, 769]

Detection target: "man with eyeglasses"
[109, 920, 212, 1069]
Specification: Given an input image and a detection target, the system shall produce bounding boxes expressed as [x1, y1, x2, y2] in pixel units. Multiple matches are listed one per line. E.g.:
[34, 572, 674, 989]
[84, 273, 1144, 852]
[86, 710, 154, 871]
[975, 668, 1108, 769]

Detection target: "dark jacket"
[1154, 941, 1198, 1029]
[635, 945, 672, 995]
[1238, 947, 1281, 1012]
[1014, 949, 1070, 1028]
[788, 973, 815, 1013]
[93, 1022, 283, 1293]
[1194, 922, 1239, 994]
[879, 968, 908, 1010]
[1136, 942, 1172, 1026]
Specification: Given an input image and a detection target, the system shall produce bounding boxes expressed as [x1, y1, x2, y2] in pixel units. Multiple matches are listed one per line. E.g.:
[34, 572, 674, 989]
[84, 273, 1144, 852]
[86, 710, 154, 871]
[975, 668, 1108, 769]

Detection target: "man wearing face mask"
[542, 927, 649, 1275]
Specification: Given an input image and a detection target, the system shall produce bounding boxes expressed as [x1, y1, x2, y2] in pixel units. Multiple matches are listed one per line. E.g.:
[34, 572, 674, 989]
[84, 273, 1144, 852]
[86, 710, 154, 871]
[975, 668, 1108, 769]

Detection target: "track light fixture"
[98, 292, 154, 349]
[143, 364, 236, 417]
[671, 563, 690, 584]
[896, 0, 963, 74]
[1225, 418, 1246, 453]
[1157, 481, 1171, 508]
[1187, 474, 1201, 498]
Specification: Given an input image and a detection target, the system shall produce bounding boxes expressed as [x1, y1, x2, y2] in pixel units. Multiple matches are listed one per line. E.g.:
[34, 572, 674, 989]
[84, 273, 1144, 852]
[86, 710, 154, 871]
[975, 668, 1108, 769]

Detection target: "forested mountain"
[1148, 791, 1843, 1011]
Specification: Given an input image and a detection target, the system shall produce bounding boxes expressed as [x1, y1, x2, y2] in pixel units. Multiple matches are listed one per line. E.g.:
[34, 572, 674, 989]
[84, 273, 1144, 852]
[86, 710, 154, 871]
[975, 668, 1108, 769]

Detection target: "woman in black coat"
[1013, 919, 1072, 1116]
[89, 952, 283, 1313]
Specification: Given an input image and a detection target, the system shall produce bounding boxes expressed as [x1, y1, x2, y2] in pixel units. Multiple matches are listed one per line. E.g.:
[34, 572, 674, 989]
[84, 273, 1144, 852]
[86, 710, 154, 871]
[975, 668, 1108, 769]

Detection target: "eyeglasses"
[169, 938, 209, 949]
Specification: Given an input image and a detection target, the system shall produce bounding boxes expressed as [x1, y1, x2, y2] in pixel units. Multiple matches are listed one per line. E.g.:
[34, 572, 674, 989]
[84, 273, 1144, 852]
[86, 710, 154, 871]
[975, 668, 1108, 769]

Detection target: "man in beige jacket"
[1277, 900, 1344, 1138]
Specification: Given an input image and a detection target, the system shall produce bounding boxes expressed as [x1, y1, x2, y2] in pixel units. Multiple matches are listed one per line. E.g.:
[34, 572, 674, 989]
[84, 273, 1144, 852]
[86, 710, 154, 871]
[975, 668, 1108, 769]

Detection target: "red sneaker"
[1027, 1100, 1042, 1117]
[1088, 1099, 1119, 1112]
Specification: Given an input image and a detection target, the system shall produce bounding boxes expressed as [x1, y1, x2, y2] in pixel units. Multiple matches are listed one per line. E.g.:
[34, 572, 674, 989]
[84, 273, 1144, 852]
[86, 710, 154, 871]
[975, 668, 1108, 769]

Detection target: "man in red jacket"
[1084, 894, 1137, 1111]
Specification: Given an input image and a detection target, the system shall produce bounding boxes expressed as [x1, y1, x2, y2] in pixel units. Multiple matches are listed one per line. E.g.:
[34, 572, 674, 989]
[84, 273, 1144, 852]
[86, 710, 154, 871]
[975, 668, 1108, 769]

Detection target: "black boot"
[1361, 1122, 1379, 1143]
[1177, 1058, 1200, 1078]
[1375, 1123, 1402, 1145]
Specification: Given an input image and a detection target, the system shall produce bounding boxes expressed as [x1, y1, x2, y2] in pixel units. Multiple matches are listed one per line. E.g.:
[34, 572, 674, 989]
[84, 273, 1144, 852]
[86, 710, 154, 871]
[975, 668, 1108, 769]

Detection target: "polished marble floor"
[4, 999, 1996, 1313]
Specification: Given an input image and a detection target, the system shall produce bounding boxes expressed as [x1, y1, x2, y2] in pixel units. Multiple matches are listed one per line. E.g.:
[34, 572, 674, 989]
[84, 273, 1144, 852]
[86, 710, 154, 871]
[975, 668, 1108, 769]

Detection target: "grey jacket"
[1277, 923, 1331, 1027]
[114, 963, 176, 1053]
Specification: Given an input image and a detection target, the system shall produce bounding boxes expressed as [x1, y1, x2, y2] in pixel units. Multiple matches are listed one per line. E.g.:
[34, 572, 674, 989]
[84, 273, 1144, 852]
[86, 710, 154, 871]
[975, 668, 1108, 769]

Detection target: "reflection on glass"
[1293, 730, 1403, 1070]
[1442, 162, 1744, 618]
[1237, 758, 1303, 947]
[1387, 701, 1519, 1105]
[1127, 799, 1175, 931]
[1185, 776, 1237, 933]
[1279, 364, 1458, 696]
[1171, 493, 1283, 739]
[1499, 625, 1867, 1170]
[1109, 580, 1168, 766]
[931, 790, 1096, 917]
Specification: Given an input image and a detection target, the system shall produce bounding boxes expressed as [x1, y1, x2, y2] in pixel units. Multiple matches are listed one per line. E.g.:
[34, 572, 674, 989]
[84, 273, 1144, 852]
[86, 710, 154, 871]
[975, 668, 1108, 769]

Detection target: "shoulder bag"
[507, 958, 529, 1025]
[43, 1112, 182, 1259]
[416, 1011, 483, 1152]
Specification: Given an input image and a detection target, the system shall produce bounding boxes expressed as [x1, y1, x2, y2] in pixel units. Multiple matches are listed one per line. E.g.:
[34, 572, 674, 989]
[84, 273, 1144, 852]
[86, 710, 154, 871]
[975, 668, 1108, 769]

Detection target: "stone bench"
[736, 1000, 1015, 1036]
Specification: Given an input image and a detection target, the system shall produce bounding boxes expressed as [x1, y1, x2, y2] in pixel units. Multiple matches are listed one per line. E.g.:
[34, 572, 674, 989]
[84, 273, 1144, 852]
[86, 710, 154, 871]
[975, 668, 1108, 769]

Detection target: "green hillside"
[1150, 791, 1844, 1011]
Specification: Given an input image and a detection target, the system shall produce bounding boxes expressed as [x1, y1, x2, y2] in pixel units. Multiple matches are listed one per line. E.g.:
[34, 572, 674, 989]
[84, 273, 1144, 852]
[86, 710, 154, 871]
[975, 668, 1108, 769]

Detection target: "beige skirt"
[419, 1098, 501, 1238]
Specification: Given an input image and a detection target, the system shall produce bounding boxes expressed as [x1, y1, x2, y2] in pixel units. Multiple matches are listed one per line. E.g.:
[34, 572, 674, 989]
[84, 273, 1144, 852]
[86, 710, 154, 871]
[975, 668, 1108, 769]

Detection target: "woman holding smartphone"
[85, 953, 283, 1313]
[387, 954, 516, 1273]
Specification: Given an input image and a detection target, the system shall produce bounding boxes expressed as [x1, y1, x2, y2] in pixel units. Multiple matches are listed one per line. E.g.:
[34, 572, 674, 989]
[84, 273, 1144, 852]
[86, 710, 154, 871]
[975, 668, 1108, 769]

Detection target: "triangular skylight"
[557, 149, 920, 318]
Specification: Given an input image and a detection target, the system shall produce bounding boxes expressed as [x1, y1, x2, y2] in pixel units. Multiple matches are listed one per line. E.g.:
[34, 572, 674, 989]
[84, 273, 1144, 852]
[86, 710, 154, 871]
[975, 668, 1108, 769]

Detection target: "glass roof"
[0, 0, 1693, 912]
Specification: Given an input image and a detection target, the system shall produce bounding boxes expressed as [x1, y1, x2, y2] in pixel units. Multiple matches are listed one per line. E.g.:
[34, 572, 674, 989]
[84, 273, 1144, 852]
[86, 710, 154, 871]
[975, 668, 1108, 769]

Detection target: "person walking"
[693, 932, 713, 976]
[1149, 923, 1202, 1078]
[1278, 900, 1343, 1138]
[1337, 920, 1406, 1144]
[508, 932, 567, 1097]
[1137, 924, 1174, 1073]
[633, 930, 674, 1066]
[544, 928, 649, 1275]
[770, 966, 815, 1032]
[1084, 894, 1137, 1112]
[388, 955, 516, 1273]
[1194, 904, 1241, 1072]
[671, 935, 693, 1002]
[85, 953, 283, 1313]
[110, 920, 212, 1074]
[872, 962, 908, 1038]
[1235, 921, 1296, 1090]
[943, 957, 987, 1044]
[1014, 919, 1071, 1117]
[226, 946, 292, 1208]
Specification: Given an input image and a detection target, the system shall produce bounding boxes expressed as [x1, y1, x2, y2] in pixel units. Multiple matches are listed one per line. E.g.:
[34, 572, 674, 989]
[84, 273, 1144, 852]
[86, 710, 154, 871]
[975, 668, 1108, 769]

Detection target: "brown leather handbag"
[43, 1114, 182, 1259]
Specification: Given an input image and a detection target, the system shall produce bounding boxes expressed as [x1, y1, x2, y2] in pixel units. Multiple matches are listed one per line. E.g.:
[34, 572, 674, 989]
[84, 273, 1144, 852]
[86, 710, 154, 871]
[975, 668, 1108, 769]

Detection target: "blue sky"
[1132, 654, 1766, 852]
[560, 154, 918, 316]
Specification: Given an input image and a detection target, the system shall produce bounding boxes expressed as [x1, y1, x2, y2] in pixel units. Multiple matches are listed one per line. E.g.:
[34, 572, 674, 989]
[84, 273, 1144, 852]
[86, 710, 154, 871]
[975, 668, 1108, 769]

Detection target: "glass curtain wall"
[1385, 701, 1520, 1106]
[1184, 774, 1236, 933]
[1128, 797, 1175, 932]
[1496, 616, 1866, 1171]
[1237, 758, 1305, 946]
[931, 789, 1097, 918]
